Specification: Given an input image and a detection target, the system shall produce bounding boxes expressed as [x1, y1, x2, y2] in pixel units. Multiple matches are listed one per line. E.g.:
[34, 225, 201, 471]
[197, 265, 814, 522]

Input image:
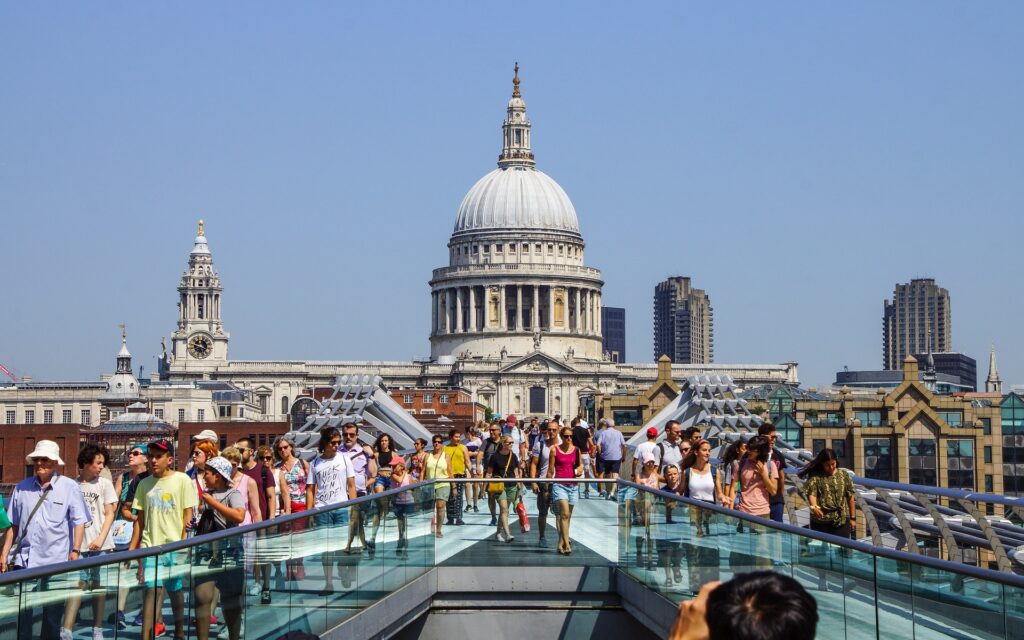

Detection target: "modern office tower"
[653, 277, 713, 364]
[601, 306, 626, 362]
[883, 278, 951, 370]
[910, 352, 977, 391]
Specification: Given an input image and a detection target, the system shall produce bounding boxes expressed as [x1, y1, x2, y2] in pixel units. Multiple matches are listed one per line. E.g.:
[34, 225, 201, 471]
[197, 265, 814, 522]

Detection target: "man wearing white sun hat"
[0, 439, 90, 639]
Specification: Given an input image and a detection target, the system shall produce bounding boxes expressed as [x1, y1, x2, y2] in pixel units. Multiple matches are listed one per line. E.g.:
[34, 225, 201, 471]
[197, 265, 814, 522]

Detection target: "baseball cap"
[148, 438, 173, 453]
[192, 429, 219, 443]
[646, 426, 659, 437]
[205, 456, 234, 482]
[642, 452, 658, 464]
[507, 414, 518, 426]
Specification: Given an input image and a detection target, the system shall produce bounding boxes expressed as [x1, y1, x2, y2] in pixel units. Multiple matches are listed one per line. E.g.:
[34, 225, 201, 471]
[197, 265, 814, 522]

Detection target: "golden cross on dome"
[197, 219, 205, 237]
[119, 322, 126, 341]
[512, 62, 521, 98]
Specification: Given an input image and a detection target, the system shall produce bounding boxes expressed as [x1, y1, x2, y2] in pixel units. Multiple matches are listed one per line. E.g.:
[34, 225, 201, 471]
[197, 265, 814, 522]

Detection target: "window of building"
[908, 439, 937, 486]
[1001, 394, 1024, 495]
[863, 438, 893, 481]
[947, 439, 975, 489]
[984, 445, 992, 464]
[5, 410, 14, 424]
[612, 409, 641, 426]
[440, 394, 449, 404]
[985, 475, 994, 493]
[197, 409, 205, 422]
[938, 411, 963, 427]
[25, 410, 34, 424]
[510, 244, 516, 253]
[281, 396, 290, 415]
[812, 439, 826, 455]
[495, 244, 502, 253]
[62, 409, 72, 424]
[420, 408, 436, 415]
[767, 388, 794, 419]
[424, 393, 433, 403]
[981, 418, 991, 435]
[178, 408, 186, 423]
[529, 386, 546, 414]
[239, 408, 244, 418]
[43, 410, 53, 424]
[155, 408, 164, 420]
[854, 411, 882, 426]
[403, 394, 413, 404]
[832, 439, 847, 458]
[547, 244, 553, 255]
[522, 244, 529, 253]
[81, 409, 91, 425]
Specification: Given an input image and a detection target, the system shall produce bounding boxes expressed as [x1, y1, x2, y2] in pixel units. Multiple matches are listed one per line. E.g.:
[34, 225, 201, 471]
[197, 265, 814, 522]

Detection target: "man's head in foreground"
[669, 571, 818, 640]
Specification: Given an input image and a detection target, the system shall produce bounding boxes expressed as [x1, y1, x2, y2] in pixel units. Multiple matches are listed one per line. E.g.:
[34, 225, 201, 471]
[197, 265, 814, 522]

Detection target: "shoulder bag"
[487, 454, 512, 494]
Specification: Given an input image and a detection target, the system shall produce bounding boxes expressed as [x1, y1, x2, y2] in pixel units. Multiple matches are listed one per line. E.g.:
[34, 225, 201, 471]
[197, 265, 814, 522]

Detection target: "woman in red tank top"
[547, 427, 584, 555]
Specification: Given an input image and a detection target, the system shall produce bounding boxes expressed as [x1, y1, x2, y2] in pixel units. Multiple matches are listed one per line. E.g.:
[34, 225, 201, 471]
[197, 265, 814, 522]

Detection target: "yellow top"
[425, 451, 450, 481]
[443, 444, 467, 476]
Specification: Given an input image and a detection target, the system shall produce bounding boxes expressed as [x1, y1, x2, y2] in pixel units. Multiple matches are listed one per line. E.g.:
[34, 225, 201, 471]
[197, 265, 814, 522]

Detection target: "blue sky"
[1, 3, 1021, 389]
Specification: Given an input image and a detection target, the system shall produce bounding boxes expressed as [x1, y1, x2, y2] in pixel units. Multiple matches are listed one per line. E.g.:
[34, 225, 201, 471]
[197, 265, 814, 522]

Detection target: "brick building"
[0, 424, 82, 485]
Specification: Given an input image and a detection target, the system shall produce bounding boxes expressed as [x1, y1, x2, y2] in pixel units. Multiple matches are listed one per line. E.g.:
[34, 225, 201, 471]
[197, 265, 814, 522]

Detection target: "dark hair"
[414, 437, 427, 448]
[719, 439, 748, 466]
[318, 426, 341, 453]
[235, 437, 254, 449]
[705, 571, 818, 640]
[78, 443, 110, 468]
[798, 447, 838, 480]
[684, 426, 700, 440]
[448, 427, 459, 439]
[745, 435, 771, 463]
[665, 420, 680, 432]
[680, 439, 711, 470]
[374, 433, 392, 454]
[571, 416, 580, 428]
[757, 422, 777, 437]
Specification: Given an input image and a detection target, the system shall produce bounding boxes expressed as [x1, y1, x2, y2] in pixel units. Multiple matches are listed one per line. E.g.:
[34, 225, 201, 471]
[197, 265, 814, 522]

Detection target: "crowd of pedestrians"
[0, 416, 851, 638]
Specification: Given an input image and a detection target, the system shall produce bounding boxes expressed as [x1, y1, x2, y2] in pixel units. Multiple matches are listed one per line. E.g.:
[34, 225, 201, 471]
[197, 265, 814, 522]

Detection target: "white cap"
[26, 440, 65, 465]
[192, 429, 219, 443]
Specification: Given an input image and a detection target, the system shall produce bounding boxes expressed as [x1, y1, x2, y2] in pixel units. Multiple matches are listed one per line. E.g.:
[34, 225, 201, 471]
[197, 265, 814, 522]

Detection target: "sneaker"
[506, 534, 515, 543]
[218, 621, 242, 640]
[155, 622, 167, 637]
[248, 583, 262, 597]
[464, 504, 472, 512]
[60, 630, 73, 640]
[496, 531, 507, 543]
[455, 519, 465, 526]
[261, 589, 272, 605]
[538, 537, 549, 548]
[132, 614, 143, 627]
[473, 506, 479, 512]
[210, 615, 219, 626]
[116, 611, 127, 630]
[489, 516, 497, 527]
[93, 628, 106, 640]
[598, 491, 607, 499]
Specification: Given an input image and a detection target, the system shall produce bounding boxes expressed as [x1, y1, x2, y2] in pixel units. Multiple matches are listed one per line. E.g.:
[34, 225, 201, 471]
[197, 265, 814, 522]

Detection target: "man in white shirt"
[306, 426, 357, 595]
[529, 421, 561, 548]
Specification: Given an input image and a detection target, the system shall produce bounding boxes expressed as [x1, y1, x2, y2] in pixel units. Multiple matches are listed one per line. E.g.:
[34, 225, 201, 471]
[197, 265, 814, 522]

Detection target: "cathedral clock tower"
[168, 220, 229, 377]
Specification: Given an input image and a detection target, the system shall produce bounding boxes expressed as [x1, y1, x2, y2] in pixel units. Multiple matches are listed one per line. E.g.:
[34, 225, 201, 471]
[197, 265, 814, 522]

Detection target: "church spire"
[986, 343, 1003, 394]
[498, 62, 535, 168]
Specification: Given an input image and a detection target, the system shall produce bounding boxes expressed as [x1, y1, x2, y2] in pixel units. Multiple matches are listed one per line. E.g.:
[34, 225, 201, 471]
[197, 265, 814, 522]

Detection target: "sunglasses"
[260, 456, 273, 461]
[343, 432, 358, 437]
[432, 440, 443, 444]
[129, 451, 145, 457]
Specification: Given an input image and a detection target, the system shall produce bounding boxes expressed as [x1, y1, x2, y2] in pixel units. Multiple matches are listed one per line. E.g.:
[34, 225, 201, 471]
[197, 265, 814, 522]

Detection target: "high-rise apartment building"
[883, 278, 951, 370]
[653, 277, 713, 364]
[601, 306, 626, 362]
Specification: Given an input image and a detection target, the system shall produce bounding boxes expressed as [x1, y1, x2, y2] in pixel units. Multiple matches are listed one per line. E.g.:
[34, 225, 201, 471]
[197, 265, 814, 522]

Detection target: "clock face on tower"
[188, 334, 213, 359]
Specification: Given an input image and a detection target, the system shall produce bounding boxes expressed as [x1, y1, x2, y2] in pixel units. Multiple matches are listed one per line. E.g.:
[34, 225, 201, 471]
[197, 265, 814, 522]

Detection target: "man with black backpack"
[658, 421, 685, 474]
[479, 423, 503, 527]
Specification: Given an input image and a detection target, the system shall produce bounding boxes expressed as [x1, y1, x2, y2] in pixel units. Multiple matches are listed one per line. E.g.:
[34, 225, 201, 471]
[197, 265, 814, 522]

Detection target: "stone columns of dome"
[469, 286, 477, 332]
[447, 289, 455, 334]
[455, 288, 463, 333]
[548, 286, 555, 331]
[516, 285, 523, 331]
[499, 286, 507, 330]
[431, 291, 438, 335]
[589, 290, 595, 336]
[532, 282, 540, 329]
[574, 288, 581, 334]
[596, 292, 602, 335]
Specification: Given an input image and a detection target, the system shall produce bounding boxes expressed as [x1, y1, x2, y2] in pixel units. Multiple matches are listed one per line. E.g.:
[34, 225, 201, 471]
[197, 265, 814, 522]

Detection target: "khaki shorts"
[433, 484, 451, 502]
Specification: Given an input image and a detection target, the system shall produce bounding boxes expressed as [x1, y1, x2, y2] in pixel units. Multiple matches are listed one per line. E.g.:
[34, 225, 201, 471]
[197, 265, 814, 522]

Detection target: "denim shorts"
[79, 550, 110, 585]
[142, 553, 184, 592]
[313, 509, 349, 528]
[551, 483, 579, 506]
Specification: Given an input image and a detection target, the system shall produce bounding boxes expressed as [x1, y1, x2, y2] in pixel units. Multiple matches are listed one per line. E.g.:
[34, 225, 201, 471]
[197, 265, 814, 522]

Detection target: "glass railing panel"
[840, 546, 878, 639]
[792, 534, 859, 638]
[870, 554, 916, 638]
[1004, 583, 1023, 640]
[911, 565, 1005, 640]
[152, 545, 196, 639]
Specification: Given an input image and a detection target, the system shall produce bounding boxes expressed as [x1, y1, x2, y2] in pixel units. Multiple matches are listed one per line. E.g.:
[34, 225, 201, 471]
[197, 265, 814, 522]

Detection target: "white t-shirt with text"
[308, 454, 356, 509]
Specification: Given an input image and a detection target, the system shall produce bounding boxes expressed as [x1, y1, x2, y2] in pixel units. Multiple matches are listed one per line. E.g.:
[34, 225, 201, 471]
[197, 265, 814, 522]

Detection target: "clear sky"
[1, 3, 1021, 390]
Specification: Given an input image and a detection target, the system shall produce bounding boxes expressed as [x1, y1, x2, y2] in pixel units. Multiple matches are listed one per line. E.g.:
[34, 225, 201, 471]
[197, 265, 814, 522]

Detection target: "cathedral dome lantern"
[101, 326, 141, 402]
[431, 65, 604, 362]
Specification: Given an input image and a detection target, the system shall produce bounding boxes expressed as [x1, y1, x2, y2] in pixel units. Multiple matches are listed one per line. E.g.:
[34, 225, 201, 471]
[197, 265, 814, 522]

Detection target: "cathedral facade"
[158, 67, 798, 423]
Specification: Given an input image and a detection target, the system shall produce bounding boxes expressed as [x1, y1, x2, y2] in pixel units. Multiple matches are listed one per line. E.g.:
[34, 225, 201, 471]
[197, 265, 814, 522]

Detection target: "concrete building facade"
[653, 277, 713, 364]
[883, 278, 952, 370]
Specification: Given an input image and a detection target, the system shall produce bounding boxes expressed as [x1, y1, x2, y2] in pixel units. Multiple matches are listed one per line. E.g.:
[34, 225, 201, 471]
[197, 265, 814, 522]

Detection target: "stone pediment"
[499, 352, 578, 375]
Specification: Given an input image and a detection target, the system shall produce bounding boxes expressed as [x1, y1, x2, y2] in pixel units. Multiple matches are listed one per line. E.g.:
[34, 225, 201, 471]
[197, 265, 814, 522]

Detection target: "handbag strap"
[502, 451, 512, 477]
[10, 483, 54, 563]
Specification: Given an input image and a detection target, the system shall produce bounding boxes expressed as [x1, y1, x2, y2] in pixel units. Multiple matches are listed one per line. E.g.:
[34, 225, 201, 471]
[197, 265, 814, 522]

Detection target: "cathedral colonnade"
[430, 284, 601, 336]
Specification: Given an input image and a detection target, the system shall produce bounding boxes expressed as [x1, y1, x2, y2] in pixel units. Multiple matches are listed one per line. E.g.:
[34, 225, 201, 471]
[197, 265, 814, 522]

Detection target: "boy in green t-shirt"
[129, 439, 197, 640]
